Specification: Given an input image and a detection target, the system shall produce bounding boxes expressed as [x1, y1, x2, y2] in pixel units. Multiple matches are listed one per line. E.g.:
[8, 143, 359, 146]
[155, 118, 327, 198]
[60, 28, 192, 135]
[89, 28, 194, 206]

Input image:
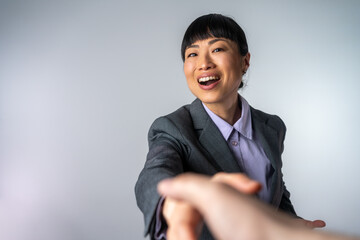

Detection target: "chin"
[199, 97, 221, 105]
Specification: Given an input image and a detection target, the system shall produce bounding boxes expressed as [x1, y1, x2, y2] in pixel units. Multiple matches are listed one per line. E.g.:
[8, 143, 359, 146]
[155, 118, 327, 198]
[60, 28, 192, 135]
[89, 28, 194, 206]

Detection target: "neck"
[204, 96, 241, 125]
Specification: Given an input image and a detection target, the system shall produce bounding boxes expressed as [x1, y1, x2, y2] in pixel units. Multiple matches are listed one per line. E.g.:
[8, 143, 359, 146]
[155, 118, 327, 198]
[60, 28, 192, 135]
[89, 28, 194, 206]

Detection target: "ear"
[243, 52, 250, 72]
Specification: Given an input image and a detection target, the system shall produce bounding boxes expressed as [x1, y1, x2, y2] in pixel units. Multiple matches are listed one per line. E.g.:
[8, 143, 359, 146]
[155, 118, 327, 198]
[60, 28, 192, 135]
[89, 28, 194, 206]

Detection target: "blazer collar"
[189, 99, 282, 205]
[189, 99, 242, 173]
[250, 107, 279, 170]
[251, 107, 282, 205]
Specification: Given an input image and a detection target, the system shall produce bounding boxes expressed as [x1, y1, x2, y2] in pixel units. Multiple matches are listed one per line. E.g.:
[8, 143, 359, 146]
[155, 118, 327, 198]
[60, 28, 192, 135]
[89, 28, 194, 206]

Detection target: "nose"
[198, 53, 215, 71]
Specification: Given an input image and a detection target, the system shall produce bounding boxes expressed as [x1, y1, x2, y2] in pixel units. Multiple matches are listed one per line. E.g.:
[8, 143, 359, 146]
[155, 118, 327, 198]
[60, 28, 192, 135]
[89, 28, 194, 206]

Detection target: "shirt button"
[231, 141, 238, 146]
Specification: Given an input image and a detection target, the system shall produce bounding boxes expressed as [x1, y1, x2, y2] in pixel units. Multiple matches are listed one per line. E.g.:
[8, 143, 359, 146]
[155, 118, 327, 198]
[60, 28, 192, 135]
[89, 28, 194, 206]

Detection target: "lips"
[196, 74, 221, 90]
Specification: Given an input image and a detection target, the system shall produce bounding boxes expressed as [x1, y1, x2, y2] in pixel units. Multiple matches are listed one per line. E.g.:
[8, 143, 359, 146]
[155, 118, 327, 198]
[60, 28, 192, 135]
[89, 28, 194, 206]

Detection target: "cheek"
[183, 63, 194, 79]
[218, 56, 236, 72]
[226, 59, 243, 78]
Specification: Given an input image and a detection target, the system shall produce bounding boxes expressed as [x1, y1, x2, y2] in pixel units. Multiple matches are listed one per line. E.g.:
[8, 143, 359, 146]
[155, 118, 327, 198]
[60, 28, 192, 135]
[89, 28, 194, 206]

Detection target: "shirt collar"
[202, 95, 253, 141]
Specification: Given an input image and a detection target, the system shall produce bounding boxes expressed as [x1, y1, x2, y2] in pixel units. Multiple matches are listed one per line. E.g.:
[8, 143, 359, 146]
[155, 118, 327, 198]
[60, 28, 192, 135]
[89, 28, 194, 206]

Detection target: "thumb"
[212, 172, 262, 194]
[158, 174, 211, 208]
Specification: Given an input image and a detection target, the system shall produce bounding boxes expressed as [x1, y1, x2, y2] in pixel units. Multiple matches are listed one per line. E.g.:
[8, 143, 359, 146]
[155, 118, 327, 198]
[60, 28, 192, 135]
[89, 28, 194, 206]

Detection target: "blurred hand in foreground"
[158, 173, 357, 240]
[162, 172, 261, 240]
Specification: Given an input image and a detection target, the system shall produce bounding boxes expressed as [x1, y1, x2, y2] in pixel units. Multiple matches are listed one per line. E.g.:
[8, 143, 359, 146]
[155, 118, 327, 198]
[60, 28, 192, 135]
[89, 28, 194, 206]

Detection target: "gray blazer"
[135, 98, 296, 239]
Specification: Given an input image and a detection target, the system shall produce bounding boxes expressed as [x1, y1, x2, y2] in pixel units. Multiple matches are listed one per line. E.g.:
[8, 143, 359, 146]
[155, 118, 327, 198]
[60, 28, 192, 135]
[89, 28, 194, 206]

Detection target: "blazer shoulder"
[148, 103, 195, 143]
[250, 106, 286, 132]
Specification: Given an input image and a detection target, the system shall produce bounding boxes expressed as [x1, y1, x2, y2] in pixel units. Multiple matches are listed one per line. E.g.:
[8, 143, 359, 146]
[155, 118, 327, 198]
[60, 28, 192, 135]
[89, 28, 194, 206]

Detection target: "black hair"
[181, 13, 248, 61]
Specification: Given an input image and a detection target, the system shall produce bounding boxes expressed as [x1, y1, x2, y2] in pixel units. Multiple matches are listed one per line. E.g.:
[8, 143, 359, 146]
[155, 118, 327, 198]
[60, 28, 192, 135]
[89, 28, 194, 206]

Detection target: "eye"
[187, 52, 197, 58]
[213, 48, 223, 53]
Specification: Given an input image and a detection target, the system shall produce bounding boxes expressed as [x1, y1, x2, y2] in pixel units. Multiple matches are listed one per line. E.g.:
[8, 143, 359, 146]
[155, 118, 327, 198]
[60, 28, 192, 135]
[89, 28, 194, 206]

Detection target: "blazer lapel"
[251, 108, 282, 206]
[190, 99, 242, 173]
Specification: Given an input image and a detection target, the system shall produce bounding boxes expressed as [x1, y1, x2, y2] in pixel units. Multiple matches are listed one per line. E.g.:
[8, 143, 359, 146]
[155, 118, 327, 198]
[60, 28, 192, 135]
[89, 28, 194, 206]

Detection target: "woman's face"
[183, 37, 250, 108]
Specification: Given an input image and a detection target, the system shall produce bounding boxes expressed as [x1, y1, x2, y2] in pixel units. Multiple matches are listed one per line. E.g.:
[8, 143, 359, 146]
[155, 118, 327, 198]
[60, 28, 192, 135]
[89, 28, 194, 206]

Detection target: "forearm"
[262, 206, 357, 240]
[282, 227, 360, 240]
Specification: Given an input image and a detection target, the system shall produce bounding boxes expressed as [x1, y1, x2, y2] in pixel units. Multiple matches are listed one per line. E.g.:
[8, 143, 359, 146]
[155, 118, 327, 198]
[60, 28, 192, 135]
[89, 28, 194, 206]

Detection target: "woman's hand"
[163, 197, 203, 240]
[293, 218, 326, 229]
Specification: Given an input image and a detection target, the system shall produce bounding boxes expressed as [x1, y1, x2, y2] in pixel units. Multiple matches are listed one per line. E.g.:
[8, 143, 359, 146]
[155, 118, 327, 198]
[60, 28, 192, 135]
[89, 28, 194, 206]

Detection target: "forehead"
[186, 37, 236, 50]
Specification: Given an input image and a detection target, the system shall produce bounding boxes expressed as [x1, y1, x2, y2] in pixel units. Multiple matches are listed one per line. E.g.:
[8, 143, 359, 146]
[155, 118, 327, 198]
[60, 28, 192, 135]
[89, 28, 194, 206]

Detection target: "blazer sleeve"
[279, 181, 297, 216]
[275, 115, 297, 216]
[134, 116, 188, 237]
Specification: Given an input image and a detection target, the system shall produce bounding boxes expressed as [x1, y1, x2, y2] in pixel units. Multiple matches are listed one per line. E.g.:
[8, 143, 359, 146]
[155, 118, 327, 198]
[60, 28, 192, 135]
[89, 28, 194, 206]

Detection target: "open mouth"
[198, 76, 220, 86]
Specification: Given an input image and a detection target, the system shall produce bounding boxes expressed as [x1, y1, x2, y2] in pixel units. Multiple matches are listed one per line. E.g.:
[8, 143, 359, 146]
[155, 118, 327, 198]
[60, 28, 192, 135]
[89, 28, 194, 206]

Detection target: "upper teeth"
[198, 76, 219, 82]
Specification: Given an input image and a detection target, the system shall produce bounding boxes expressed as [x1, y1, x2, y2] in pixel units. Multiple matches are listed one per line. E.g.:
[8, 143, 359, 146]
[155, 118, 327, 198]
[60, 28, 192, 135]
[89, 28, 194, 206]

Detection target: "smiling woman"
[135, 13, 324, 240]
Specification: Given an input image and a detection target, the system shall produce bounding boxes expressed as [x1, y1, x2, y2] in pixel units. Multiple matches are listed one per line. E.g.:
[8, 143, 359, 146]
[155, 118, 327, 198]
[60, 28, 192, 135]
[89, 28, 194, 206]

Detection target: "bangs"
[181, 14, 248, 61]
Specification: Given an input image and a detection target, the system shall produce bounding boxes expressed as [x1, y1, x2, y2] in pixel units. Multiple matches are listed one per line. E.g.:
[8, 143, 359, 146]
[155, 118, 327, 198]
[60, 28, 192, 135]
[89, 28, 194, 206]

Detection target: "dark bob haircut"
[181, 13, 249, 62]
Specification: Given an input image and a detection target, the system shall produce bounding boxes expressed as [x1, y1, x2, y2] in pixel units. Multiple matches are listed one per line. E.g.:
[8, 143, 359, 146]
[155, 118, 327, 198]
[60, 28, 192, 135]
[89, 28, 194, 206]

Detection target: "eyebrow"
[186, 38, 228, 49]
[208, 38, 227, 45]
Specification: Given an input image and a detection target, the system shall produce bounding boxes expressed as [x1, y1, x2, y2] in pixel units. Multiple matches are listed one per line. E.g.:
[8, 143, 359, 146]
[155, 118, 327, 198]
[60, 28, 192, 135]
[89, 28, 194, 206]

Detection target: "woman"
[135, 13, 324, 240]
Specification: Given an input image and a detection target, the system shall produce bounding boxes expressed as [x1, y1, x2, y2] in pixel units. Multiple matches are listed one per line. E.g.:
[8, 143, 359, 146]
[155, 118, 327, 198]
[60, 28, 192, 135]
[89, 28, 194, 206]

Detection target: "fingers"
[294, 218, 326, 229]
[211, 172, 262, 194]
[167, 223, 199, 240]
[162, 194, 204, 240]
[163, 197, 203, 226]
[306, 220, 326, 229]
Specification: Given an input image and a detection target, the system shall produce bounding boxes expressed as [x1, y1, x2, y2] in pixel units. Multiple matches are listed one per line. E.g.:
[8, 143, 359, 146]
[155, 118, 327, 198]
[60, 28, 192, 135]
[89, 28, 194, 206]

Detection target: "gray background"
[1, 0, 359, 239]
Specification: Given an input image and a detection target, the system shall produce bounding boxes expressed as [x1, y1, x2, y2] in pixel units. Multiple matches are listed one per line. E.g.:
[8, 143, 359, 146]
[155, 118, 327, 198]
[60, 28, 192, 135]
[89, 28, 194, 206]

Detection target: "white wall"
[0, 0, 359, 239]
